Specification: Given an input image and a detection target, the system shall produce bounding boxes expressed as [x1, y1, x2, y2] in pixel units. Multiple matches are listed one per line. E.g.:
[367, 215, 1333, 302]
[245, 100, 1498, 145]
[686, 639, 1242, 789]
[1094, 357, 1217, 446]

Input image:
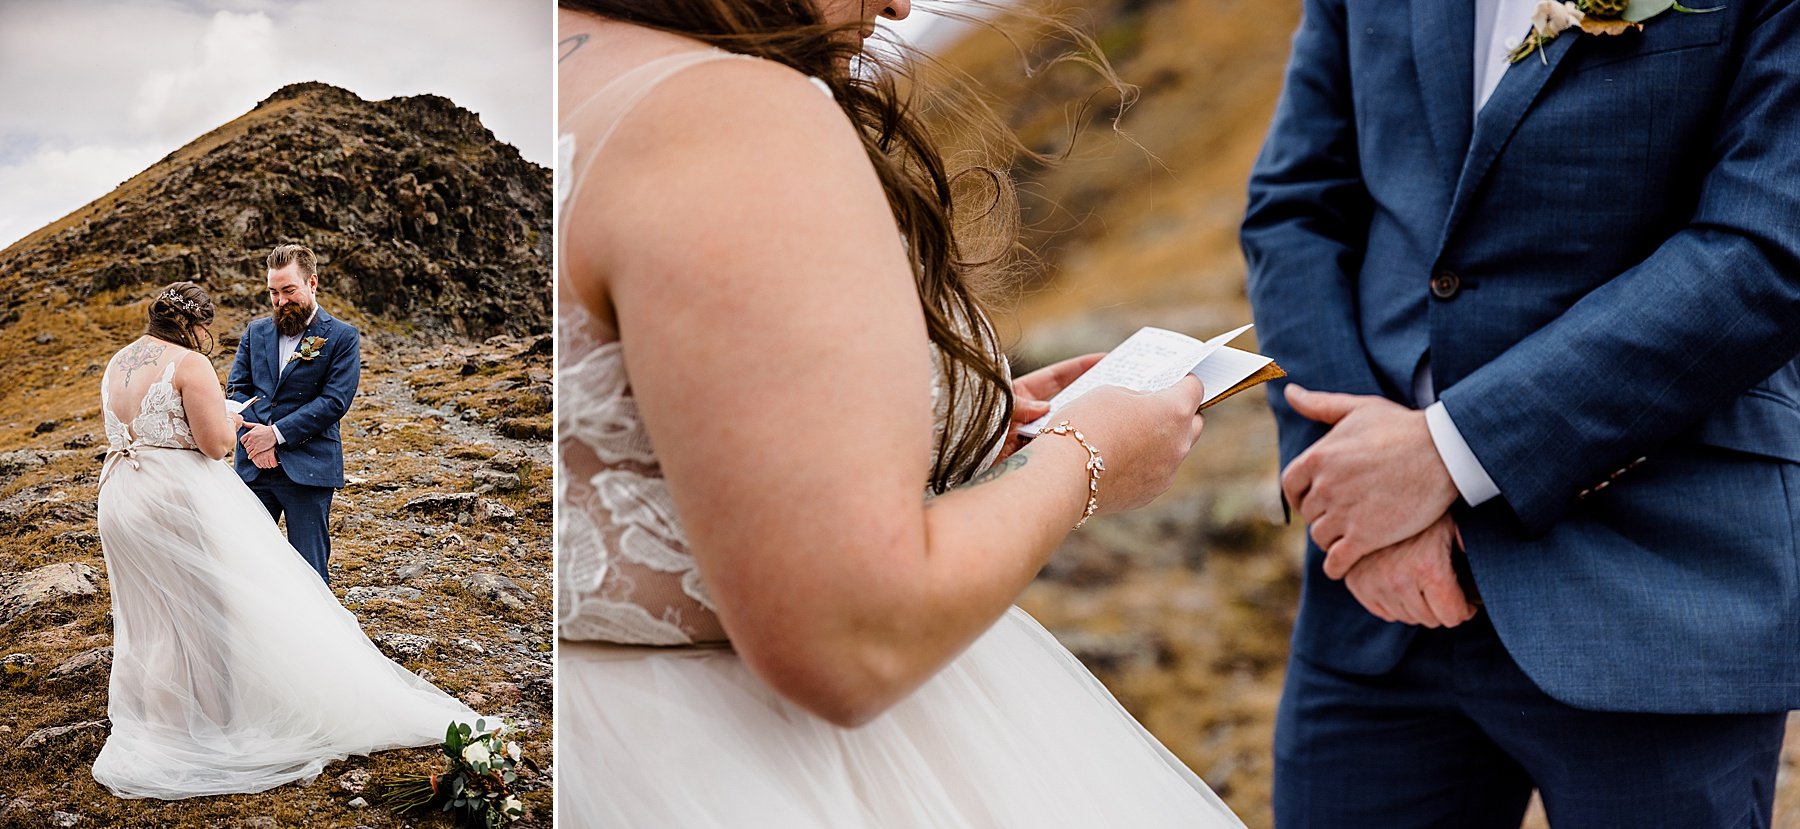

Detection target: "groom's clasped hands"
[240, 421, 279, 469]
[1279, 384, 1476, 629]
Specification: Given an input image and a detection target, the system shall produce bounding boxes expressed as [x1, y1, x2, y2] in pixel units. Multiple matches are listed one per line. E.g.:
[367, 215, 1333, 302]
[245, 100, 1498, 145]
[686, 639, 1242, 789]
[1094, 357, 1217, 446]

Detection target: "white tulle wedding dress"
[92, 340, 479, 799]
[556, 47, 1245, 828]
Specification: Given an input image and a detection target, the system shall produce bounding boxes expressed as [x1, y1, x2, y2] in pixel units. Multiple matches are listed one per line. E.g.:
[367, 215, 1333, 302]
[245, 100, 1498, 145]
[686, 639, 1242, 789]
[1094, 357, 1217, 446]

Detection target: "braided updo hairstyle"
[144, 281, 217, 354]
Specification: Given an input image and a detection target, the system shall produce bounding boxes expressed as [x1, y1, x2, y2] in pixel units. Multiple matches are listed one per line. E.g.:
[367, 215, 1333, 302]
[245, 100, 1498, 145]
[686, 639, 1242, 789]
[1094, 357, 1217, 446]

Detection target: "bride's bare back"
[101, 337, 236, 465]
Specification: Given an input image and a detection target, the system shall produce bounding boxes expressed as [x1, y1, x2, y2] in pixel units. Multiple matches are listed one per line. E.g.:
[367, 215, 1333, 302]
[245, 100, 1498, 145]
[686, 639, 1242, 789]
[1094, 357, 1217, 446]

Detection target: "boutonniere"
[290, 335, 327, 363]
[1508, 0, 1722, 64]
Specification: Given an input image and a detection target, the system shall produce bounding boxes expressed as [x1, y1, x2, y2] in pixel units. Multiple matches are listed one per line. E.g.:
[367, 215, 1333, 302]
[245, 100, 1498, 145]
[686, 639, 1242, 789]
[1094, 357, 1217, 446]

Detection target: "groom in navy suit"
[227, 243, 362, 584]
[1245, 0, 1799, 825]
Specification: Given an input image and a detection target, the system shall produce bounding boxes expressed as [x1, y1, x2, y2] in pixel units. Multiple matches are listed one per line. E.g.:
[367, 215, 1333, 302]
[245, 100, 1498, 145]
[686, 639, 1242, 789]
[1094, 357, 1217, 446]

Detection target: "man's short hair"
[267, 243, 317, 278]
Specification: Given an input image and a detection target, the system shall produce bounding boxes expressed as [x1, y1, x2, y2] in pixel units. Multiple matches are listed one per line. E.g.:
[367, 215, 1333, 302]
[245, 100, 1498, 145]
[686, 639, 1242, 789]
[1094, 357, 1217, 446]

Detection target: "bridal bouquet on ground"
[371, 718, 529, 828]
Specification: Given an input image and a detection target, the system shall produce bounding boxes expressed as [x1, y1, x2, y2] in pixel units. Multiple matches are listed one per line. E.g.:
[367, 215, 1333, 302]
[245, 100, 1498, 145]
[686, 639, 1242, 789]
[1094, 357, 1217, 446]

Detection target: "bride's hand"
[998, 353, 1105, 461]
[228, 412, 245, 433]
[1049, 375, 1207, 515]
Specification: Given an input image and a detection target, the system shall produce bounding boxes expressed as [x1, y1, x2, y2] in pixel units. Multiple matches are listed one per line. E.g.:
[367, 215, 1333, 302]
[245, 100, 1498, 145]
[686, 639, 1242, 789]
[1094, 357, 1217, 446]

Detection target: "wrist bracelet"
[1036, 419, 1104, 529]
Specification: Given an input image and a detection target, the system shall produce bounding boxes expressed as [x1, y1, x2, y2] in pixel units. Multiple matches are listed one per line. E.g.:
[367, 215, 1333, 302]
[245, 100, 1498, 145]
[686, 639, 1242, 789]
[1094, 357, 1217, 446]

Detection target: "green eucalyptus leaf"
[1623, 0, 1674, 21]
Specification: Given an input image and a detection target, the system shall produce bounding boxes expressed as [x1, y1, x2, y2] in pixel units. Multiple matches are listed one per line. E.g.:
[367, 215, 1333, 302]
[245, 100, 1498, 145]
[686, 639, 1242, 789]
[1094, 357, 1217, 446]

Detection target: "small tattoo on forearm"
[559, 34, 589, 63]
[963, 452, 1029, 490]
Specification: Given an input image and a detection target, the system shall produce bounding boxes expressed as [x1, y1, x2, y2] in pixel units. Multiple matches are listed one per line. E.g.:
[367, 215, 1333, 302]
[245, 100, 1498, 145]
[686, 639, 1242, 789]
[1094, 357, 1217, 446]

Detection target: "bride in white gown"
[92, 281, 478, 799]
[557, 2, 1244, 826]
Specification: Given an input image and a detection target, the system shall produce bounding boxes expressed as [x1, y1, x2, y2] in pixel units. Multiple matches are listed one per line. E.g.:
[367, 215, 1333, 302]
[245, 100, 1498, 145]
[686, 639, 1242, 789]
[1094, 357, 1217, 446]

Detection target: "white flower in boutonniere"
[1508, 0, 1723, 64]
[289, 335, 327, 363]
[1519, 0, 1586, 60]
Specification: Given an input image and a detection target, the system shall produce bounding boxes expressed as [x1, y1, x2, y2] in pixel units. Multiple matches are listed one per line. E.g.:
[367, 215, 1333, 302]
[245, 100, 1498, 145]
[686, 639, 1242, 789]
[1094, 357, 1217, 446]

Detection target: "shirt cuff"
[1424, 401, 1501, 506]
[270, 424, 288, 445]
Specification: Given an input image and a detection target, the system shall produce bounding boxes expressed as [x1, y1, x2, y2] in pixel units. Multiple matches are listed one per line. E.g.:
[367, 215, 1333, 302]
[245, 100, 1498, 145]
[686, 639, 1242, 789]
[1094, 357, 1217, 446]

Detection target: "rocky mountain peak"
[0, 81, 550, 341]
[254, 81, 363, 110]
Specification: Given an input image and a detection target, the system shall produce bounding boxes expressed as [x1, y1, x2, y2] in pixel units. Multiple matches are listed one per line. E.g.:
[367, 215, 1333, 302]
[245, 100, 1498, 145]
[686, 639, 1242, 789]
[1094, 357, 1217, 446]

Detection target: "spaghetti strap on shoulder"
[558, 49, 752, 204]
[560, 48, 746, 130]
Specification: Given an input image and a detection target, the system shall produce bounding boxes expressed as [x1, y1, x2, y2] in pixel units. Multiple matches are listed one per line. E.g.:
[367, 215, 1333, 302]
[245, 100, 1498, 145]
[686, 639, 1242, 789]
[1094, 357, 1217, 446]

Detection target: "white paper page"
[1198, 323, 1254, 359]
[1192, 346, 1274, 405]
[1021, 324, 1253, 433]
[225, 397, 255, 415]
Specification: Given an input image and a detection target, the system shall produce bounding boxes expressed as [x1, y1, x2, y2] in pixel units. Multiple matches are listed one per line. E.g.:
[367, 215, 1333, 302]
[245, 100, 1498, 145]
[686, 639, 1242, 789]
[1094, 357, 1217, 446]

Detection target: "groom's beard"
[273, 300, 313, 337]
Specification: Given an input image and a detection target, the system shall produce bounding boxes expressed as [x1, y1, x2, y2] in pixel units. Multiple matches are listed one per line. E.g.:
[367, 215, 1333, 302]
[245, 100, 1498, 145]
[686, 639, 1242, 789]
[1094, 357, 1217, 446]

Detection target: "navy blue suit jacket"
[1244, 0, 1800, 713]
[226, 308, 361, 489]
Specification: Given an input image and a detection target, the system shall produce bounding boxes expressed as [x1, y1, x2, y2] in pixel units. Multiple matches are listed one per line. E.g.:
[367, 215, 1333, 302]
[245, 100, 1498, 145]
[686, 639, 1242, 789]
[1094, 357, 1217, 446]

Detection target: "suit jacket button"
[1430, 270, 1461, 300]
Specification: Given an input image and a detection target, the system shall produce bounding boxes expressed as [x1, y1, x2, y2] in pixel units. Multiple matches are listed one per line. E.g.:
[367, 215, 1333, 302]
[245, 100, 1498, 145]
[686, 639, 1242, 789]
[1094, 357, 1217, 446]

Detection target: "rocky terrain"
[0, 84, 551, 828]
[931, 2, 1799, 827]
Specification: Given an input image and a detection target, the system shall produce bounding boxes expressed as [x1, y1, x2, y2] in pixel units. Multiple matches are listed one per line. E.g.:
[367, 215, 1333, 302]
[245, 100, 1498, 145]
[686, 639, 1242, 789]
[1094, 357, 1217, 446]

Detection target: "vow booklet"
[225, 396, 256, 415]
[1019, 324, 1286, 434]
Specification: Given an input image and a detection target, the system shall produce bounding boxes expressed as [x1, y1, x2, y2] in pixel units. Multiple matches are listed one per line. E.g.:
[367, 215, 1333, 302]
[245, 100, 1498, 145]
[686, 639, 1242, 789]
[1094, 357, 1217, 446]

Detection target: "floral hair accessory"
[158, 289, 206, 318]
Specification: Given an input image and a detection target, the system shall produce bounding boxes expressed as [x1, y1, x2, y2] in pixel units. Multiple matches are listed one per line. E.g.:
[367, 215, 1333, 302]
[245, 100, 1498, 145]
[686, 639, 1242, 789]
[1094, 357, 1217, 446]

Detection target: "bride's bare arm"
[565, 58, 1204, 727]
[176, 352, 237, 460]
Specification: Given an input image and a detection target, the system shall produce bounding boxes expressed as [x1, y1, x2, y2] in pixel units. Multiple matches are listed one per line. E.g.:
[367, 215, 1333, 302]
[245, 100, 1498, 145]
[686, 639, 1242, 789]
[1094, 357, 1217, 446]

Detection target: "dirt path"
[365, 375, 547, 461]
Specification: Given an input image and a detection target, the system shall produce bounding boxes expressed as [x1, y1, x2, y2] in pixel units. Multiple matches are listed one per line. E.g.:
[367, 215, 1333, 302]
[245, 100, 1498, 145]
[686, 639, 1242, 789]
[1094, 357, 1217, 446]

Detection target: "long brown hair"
[563, 0, 1023, 493]
[144, 281, 217, 355]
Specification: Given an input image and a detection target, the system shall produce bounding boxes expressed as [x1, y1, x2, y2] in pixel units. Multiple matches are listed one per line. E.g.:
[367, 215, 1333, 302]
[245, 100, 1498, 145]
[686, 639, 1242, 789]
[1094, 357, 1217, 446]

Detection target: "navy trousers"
[1273, 611, 1785, 828]
[246, 465, 335, 584]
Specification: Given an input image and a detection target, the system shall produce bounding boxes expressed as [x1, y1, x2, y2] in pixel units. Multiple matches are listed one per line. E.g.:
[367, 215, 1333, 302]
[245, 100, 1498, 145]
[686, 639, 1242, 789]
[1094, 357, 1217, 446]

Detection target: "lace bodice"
[556, 302, 709, 644]
[102, 344, 199, 465]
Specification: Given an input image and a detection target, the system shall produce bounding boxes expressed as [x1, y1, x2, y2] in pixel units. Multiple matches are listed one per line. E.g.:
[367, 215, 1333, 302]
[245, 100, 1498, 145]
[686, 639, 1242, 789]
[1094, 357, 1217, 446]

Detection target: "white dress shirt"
[1416, 0, 1535, 507]
[1475, 0, 1541, 112]
[270, 305, 320, 446]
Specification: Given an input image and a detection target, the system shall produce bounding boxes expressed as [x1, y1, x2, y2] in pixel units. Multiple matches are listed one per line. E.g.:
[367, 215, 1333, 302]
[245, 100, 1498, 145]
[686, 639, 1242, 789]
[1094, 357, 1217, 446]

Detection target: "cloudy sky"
[0, 0, 552, 251]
